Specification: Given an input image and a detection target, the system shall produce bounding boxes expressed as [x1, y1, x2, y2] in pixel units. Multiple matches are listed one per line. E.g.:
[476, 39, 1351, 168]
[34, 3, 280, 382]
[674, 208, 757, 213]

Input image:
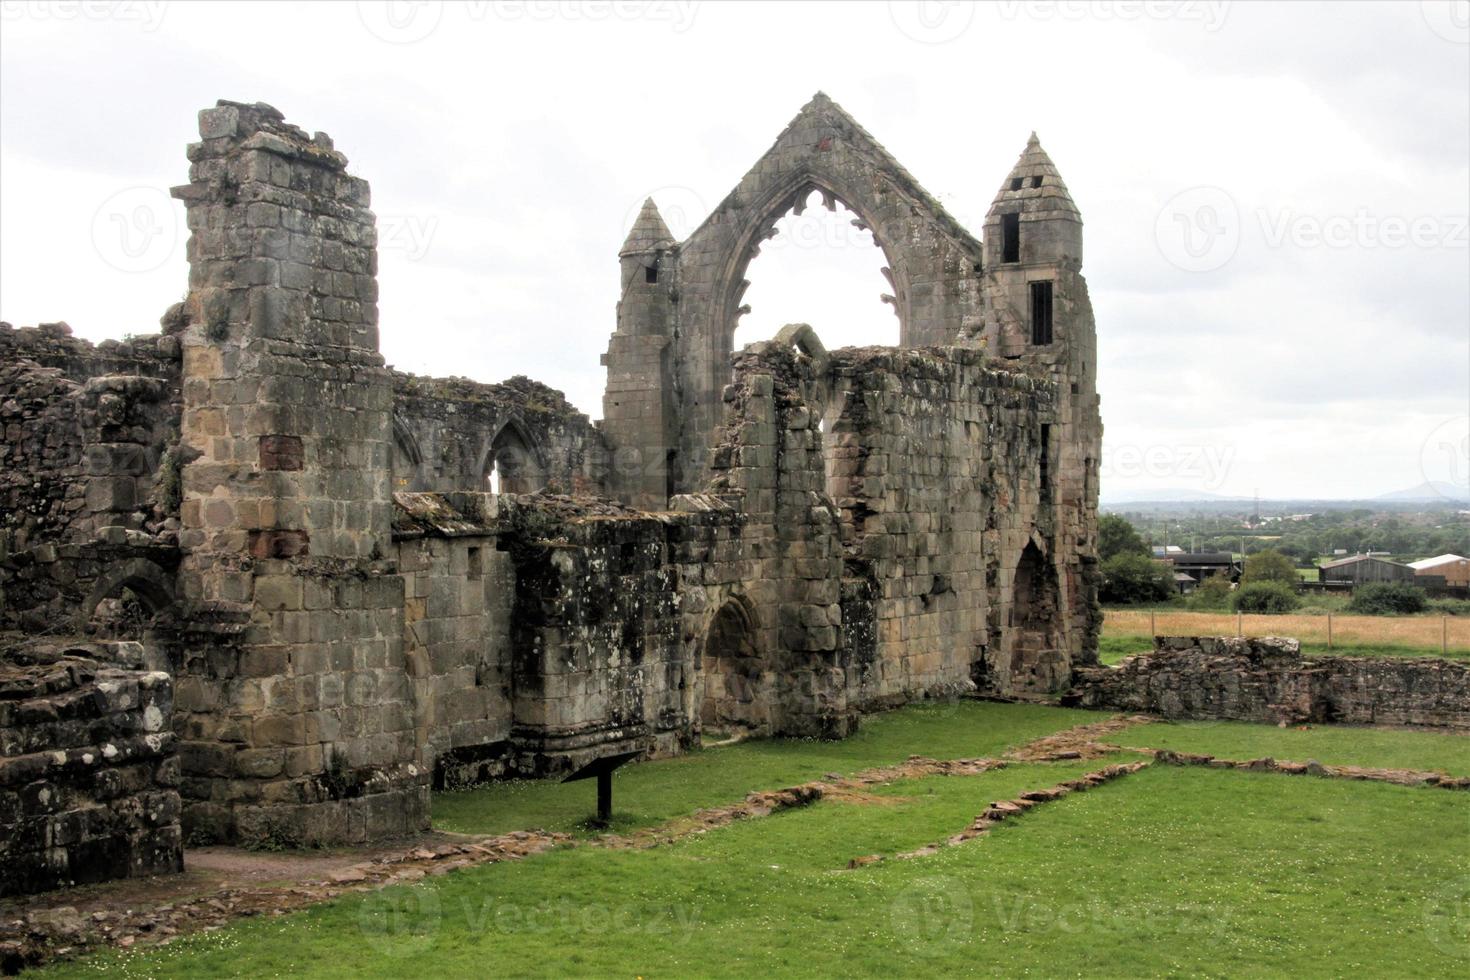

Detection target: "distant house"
[1158, 552, 1241, 593]
[1319, 554, 1416, 586]
[1408, 554, 1470, 589]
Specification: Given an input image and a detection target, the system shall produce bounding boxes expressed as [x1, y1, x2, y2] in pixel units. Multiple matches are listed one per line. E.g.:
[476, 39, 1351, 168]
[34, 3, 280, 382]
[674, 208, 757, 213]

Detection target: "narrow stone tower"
[979, 134, 1104, 686]
[170, 101, 427, 844]
[601, 198, 680, 509]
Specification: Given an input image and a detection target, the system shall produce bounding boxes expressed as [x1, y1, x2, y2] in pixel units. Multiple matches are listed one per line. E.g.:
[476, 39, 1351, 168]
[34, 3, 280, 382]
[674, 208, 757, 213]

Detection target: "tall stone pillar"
[170, 101, 426, 845]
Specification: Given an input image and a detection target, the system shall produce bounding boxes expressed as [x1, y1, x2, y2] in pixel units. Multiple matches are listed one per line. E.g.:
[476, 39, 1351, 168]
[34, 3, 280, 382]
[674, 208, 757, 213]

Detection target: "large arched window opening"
[483, 420, 545, 495]
[733, 189, 898, 354]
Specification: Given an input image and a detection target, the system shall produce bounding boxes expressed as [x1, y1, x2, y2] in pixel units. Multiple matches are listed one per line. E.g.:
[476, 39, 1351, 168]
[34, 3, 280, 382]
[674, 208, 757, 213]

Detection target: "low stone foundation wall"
[1066, 636, 1470, 730]
[1, 643, 183, 896]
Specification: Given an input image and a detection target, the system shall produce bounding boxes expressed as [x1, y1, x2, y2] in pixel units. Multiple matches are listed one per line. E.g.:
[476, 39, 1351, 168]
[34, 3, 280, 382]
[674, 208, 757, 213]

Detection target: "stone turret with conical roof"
[603, 195, 681, 508]
[983, 133, 1083, 269]
[620, 197, 677, 257]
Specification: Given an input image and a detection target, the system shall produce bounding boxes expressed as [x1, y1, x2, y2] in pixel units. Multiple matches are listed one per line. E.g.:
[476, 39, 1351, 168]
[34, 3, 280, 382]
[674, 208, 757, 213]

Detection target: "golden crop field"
[1104, 609, 1470, 653]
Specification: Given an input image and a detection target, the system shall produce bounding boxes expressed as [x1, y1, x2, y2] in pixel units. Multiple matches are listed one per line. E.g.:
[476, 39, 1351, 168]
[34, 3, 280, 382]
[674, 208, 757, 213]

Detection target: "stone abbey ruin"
[0, 94, 1106, 889]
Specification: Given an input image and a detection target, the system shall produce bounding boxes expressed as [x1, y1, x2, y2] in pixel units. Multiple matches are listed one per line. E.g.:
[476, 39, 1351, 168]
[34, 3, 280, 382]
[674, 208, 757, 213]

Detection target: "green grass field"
[1099, 610, 1470, 665]
[47, 704, 1470, 979]
[1114, 719, 1470, 776]
[1097, 633, 1470, 666]
[435, 701, 1098, 836]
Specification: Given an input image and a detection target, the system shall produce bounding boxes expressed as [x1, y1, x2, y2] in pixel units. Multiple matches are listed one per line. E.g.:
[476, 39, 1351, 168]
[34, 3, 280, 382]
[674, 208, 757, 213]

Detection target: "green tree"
[1100, 554, 1177, 605]
[1188, 574, 1234, 610]
[1243, 549, 1298, 585]
[1347, 583, 1428, 615]
[1099, 515, 1149, 562]
[1232, 581, 1300, 614]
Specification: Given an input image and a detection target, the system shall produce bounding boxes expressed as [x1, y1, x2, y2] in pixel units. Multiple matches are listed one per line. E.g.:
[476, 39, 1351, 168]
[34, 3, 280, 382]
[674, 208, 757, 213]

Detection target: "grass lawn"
[1115, 719, 1470, 776]
[52, 763, 1470, 978]
[434, 701, 1099, 836]
[1101, 609, 1470, 663]
[1097, 632, 1470, 666]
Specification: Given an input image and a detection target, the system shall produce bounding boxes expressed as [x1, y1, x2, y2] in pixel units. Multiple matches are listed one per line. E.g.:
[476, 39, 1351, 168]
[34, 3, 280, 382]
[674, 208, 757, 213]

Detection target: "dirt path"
[0, 830, 566, 972]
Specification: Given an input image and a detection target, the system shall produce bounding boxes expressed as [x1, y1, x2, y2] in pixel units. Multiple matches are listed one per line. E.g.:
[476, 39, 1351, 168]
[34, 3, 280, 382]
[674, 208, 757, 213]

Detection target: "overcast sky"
[2, 1, 1467, 501]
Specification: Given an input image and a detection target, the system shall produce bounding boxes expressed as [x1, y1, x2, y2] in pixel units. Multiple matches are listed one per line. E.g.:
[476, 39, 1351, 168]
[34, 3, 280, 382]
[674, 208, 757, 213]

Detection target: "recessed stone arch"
[698, 594, 769, 737]
[391, 413, 426, 492]
[1010, 540, 1065, 691]
[480, 417, 547, 495]
[80, 557, 175, 633]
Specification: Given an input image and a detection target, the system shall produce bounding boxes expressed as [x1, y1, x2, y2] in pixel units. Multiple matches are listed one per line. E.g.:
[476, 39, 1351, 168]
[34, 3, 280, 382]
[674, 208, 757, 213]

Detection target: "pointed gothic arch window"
[483, 420, 545, 495]
[734, 188, 898, 354]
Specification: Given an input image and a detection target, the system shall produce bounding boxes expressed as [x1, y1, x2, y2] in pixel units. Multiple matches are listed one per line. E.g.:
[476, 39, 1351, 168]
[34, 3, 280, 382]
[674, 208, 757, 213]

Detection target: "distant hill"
[1376, 481, 1469, 503]
[1100, 487, 1251, 505]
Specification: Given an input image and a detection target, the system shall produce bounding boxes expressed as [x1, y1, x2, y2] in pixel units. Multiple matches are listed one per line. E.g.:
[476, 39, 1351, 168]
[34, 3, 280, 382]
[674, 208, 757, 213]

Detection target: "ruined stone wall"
[392, 492, 514, 787]
[169, 101, 425, 846]
[391, 372, 608, 496]
[700, 338, 1081, 734]
[386, 491, 745, 784]
[707, 345, 850, 736]
[822, 346, 1069, 701]
[504, 495, 716, 771]
[0, 322, 182, 557]
[0, 639, 181, 897]
[1067, 636, 1470, 729]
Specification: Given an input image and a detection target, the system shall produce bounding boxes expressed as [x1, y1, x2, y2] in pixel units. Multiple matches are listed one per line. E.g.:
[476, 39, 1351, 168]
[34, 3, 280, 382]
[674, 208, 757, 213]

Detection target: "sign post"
[561, 750, 641, 827]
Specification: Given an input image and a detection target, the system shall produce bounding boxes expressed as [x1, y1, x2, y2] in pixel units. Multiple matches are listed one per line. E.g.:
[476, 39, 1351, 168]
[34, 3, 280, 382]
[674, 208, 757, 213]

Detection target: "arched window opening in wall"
[1010, 542, 1065, 691]
[83, 559, 175, 640]
[484, 421, 545, 496]
[700, 598, 766, 738]
[734, 189, 898, 354]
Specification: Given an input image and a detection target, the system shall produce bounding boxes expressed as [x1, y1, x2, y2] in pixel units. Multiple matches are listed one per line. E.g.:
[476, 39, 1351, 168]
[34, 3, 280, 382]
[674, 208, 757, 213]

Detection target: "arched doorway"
[1010, 541, 1065, 691]
[483, 419, 545, 495]
[699, 598, 767, 737]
